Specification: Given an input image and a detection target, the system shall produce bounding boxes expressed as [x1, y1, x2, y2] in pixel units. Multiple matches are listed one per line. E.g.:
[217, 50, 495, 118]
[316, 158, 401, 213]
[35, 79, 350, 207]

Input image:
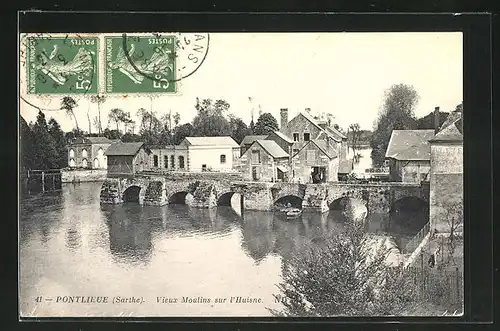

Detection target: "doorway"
[311, 166, 326, 183]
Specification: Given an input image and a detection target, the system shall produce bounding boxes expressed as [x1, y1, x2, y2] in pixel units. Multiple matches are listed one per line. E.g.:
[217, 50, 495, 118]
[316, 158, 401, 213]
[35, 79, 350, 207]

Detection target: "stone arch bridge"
[100, 173, 429, 214]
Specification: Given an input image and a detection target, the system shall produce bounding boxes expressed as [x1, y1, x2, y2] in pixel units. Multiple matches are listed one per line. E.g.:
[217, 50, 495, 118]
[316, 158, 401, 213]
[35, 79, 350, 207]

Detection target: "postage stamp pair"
[23, 33, 209, 95]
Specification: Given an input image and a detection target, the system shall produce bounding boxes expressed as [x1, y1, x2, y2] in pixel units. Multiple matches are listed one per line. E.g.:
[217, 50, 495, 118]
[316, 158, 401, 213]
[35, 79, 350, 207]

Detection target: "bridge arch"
[123, 185, 143, 203]
[217, 191, 239, 206]
[168, 191, 193, 205]
[390, 196, 429, 213]
[274, 195, 303, 209]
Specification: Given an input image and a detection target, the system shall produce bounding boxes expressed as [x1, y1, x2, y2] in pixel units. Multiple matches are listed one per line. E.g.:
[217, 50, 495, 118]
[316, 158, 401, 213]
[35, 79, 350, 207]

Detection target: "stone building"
[429, 110, 463, 233]
[240, 135, 267, 155]
[106, 142, 151, 176]
[67, 136, 114, 169]
[265, 130, 294, 160]
[240, 140, 290, 182]
[385, 130, 435, 183]
[278, 108, 348, 183]
[291, 139, 339, 183]
[149, 145, 189, 171]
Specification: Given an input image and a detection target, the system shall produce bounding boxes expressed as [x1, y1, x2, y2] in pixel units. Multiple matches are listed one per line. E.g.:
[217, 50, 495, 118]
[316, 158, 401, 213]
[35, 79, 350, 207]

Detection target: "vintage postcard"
[19, 31, 464, 318]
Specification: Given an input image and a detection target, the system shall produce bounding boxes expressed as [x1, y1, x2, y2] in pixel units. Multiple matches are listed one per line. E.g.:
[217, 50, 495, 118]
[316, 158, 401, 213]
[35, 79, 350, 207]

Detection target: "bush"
[268, 221, 420, 316]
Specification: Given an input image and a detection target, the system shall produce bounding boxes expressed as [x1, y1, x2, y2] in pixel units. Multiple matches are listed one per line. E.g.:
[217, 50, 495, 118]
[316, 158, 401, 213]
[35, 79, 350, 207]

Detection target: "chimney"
[434, 106, 440, 133]
[304, 107, 311, 114]
[280, 108, 288, 133]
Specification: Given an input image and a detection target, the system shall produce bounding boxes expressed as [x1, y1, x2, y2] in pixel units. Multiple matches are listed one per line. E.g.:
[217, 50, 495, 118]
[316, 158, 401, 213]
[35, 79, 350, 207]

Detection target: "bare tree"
[90, 94, 106, 135]
[444, 199, 463, 265]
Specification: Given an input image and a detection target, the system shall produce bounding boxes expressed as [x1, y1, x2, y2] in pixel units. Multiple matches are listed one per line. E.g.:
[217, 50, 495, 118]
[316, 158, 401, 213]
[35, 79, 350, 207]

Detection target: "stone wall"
[61, 169, 107, 183]
[430, 173, 463, 233]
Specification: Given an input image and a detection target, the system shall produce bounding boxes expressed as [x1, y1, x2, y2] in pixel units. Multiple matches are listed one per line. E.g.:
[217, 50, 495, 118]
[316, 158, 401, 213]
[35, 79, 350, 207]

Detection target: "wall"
[90, 143, 111, 169]
[107, 155, 135, 175]
[292, 142, 336, 183]
[266, 132, 293, 158]
[286, 113, 322, 151]
[61, 168, 107, 182]
[188, 146, 236, 172]
[429, 142, 463, 233]
[68, 143, 92, 168]
[133, 149, 150, 173]
[149, 147, 188, 171]
[240, 144, 273, 182]
[401, 160, 431, 183]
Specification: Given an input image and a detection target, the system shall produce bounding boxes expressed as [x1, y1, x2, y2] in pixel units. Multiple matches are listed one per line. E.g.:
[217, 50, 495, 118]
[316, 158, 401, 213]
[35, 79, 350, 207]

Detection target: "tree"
[253, 112, 279, 135]
[137, 108, 163, 146]
[121, 132, 143, 142]
[192, 98, 232, 136]
[102, 128, 122, 140]
[20, 116, 34, 171]
[31, 111, 59, 169]
[370, 84, 419, 167]
[90, 94, 106, 135]
[173, 123, 195, 145]
[416, 110, 449, 130]
[60, 96, 79, 131]
[48, 118, 67, 168]
[443, 199, 463, 265]
[173, 112, 181, 127]
[64, 128, 85, 144]
[229, 116, 251, 144]
[108, 108, 125, 132]
[269, 220, 419, 317]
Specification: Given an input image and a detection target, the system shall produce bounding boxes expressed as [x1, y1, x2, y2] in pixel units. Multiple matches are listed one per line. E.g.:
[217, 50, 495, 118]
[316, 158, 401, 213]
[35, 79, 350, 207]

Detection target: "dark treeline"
[20, 97, 281, 170]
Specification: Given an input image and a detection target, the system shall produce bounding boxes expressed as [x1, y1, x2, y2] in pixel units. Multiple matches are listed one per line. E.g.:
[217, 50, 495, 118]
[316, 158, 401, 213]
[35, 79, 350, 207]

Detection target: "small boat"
[282, 208, 302, 219]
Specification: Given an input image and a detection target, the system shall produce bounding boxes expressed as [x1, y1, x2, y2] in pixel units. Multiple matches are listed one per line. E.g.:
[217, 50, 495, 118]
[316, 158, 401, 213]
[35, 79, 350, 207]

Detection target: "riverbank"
[61, 168, 107, 183]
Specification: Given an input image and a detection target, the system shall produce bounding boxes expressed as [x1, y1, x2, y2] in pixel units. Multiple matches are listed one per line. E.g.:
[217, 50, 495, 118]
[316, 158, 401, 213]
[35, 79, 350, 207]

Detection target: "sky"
[19, 32, 463, 132]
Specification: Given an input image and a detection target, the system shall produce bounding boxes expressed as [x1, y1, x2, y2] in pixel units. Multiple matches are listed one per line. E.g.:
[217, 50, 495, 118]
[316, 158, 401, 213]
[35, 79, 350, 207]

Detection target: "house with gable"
[273, 107, 348, 183]
[106, 142, 151, 176]
[385, 129, 435, 183]
[240, 135, 268, 155]
[240, 140, 290, 182]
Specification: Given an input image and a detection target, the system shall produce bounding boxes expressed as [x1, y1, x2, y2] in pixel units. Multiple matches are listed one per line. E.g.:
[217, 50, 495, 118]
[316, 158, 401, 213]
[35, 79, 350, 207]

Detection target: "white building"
[149, 136, 240, 172]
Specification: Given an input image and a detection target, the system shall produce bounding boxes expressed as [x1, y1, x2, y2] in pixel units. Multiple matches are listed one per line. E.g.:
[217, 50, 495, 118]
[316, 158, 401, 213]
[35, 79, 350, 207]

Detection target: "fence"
[20, 169, 62, 195]
[400, 265, 464, 308]
[402, 222, 430, 255]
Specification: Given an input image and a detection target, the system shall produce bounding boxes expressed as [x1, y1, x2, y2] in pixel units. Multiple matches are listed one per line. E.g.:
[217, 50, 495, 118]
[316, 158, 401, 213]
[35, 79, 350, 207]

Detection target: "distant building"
[106, 142, 151, 176]
[149, 145, 189, 171]
[291, 139, 339, 183]
[67, 136, 113, 169]
[240, 135, 268, 155]
[385, 130, 435, 183]
[338, 159, 354, 181]
[429, 110, 463, 233]
[240, 140, 290, 182]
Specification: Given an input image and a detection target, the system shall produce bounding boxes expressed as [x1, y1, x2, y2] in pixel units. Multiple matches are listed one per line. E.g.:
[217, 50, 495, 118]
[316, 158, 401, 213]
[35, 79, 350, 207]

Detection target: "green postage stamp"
[26, 36, 99, 94]
[105, 35, 177, 93]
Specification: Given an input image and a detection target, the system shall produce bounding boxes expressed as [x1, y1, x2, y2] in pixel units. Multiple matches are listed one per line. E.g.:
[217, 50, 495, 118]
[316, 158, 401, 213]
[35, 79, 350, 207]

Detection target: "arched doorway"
[123, 186, 142, 203]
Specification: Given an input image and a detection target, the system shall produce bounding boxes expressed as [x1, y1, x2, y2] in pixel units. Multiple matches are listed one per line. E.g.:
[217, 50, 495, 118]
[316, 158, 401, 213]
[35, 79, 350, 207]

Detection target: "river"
[19, 180, 427, 317]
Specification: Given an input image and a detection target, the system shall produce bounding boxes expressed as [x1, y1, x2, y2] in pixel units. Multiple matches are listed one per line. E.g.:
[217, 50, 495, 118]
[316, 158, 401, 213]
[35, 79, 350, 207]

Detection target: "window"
[82, 158, 88, 167]
[220, 154, 226, 164]
[179, 156, 185, 169]
[251, 150, 261, 164]
[153, 155, 159, 167]
[69, 158, 76, 167]
[164, 156, 168, 168]
[170, 155, 175, 169]
[69, 149, 75, 158]
[293, 133, 299, 141]
[82, 149, 88, 158]
[304, 133, 310, 141]
[93, 158, 99, 168]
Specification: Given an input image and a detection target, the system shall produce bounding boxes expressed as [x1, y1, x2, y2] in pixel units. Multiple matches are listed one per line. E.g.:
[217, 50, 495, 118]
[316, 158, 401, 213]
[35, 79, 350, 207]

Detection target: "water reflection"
[102, 204, 154, 265]
[240, 212, 276, 263]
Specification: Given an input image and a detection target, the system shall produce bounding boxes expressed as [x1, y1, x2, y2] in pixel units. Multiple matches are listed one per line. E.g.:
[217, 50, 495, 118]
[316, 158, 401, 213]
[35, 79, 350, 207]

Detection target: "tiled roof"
[184, 136, 239, 147]
[298, 112, 345, 142]
[240, 135, 268, 146]
[311, 139, 338, 159]
[385, 130, 435, 161]
[254, 140, 289, 158]
[105, 142, 145, 156]
[338, 159, 354, 174]
[431, 111, 463, 142]
[325, 126, 347, 140]
[268, 130, 294, 144]
[86, 136, 112, 144]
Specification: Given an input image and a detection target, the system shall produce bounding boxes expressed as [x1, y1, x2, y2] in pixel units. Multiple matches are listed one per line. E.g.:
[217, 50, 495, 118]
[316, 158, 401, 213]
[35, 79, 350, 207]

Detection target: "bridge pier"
[189, 182, 218, 208]
[302, 184, 329, 213]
